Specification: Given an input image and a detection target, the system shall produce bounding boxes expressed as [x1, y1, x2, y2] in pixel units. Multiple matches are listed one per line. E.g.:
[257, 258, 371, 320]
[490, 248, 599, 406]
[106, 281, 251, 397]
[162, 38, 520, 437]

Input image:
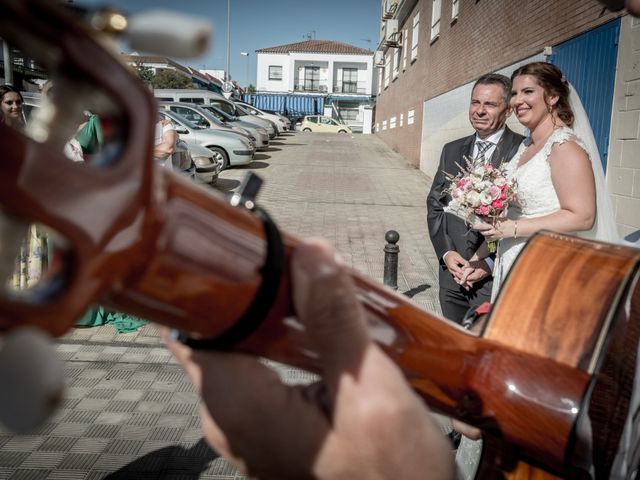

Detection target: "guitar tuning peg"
[0, 327, 64, 433]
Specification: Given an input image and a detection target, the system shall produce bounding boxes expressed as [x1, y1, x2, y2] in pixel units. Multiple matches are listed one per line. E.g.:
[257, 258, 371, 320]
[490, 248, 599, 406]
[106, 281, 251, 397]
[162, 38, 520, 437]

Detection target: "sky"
[76, 0, 381, 87]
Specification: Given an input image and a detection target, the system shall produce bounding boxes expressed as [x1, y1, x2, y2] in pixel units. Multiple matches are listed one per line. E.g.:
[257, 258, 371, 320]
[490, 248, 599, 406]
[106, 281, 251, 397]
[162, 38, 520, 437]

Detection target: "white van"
[153, 89, 226, 105]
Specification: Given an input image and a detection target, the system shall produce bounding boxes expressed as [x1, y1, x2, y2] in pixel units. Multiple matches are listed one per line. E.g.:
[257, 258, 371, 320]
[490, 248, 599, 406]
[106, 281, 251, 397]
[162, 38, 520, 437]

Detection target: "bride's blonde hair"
[511, 62, 574, 128]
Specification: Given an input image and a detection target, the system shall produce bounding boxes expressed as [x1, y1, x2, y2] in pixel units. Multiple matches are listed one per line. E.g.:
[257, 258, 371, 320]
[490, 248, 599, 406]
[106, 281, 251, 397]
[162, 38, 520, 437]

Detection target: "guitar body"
[473, 233, 640, 478]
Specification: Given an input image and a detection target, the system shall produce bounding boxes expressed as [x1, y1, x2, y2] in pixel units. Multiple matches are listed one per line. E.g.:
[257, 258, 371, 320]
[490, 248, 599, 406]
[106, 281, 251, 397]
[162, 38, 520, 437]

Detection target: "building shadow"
[104, 438, 218, 479]
[402, 283, 431, 299]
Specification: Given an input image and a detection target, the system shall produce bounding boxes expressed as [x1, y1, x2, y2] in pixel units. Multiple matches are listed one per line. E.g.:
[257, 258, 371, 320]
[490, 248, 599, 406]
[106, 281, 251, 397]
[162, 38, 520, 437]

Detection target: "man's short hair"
[472, 73, 512, 106]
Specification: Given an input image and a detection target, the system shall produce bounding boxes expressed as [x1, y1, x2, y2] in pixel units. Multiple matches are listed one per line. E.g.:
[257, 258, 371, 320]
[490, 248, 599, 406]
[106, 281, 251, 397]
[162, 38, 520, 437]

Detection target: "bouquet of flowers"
[443, 157, 518, 252]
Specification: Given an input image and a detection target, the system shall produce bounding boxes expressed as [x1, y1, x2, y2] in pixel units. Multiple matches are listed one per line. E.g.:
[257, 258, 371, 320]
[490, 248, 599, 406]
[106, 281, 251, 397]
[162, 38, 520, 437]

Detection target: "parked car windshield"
[202, 105, 237, 122]
[161, 110, 204, 130]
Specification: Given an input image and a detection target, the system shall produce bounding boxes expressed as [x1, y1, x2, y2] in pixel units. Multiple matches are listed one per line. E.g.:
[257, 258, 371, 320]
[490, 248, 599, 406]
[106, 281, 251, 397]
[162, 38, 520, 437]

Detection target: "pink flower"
[457, 179, 467, 188]
[475, 205, 490, 216]
[500, 192, 507, 200]
[489, 185, 502, 199]
[492, 199, 504, 209]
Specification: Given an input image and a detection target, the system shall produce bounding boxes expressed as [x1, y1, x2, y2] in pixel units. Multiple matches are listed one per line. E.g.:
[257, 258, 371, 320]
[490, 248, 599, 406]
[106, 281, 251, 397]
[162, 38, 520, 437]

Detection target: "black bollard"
[383, 230, 399, 290]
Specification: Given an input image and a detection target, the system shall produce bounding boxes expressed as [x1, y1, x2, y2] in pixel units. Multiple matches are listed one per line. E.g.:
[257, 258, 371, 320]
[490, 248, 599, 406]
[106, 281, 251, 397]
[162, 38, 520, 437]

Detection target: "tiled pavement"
[0, 132, 443, 479]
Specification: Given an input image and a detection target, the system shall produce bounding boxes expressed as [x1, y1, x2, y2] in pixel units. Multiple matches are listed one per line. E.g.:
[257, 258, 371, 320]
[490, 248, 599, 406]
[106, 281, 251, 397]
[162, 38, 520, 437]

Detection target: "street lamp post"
[226, 0, 231, 81]
[240, 52, 250, 89]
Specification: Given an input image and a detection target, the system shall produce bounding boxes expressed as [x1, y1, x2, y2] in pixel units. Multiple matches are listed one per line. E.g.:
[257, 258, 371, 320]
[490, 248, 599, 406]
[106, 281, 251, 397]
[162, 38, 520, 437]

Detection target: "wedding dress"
[490, 126, 578, 300]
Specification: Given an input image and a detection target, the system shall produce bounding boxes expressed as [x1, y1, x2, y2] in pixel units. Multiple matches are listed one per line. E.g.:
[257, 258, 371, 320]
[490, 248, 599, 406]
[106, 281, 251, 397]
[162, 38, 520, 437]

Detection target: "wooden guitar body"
[0, 1, 639, 478]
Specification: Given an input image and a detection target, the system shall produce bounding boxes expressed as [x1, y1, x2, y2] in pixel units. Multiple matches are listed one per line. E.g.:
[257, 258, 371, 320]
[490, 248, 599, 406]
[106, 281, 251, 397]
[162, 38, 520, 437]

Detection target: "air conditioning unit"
[382, 1, 398, 20]
[383, 31, 402, 49]
[385, 19, 399, 37]
[374, 50, 385, 67]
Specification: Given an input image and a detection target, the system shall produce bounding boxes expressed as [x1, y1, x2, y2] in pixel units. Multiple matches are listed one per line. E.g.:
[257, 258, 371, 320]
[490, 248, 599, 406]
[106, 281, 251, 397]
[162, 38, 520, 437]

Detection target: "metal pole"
[226, 0, 231, 81]
[383, 230, 399, 290]
[240, 52, 250, 88]
[2, 40, 13, 85]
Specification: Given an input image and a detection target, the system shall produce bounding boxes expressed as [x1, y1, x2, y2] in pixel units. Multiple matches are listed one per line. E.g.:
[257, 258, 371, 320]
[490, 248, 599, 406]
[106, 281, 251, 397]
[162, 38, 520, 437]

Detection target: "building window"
[342, 68, 358, 93]
[378, 68, 383, 94]
[393, 47, 401, 76]
[390, 116, 397, 129]
[408, 108, 415, 125]
[431, 0, 441, 42]
[402, 28, 408, 70]
[451, 0, 459, 21]
[400, 113, 404, 127]
[304, 66, 320, 91]
[384, 54, 391, 88]
[339, 107, 359, 121]
[268, 66, 282, 81]
[382, 120, 388, 130]
[411, 12, 420, 61]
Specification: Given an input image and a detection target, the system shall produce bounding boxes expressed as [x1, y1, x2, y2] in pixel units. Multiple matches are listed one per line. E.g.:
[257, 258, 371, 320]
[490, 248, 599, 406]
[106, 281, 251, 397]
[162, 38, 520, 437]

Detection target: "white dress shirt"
[473, 127, 505, 161]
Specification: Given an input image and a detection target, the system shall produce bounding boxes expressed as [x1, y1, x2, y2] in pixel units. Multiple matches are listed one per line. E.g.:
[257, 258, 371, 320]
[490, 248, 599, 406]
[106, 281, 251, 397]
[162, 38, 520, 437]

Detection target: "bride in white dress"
[471, 62, 619, 300]
[456, 61, 621, 480]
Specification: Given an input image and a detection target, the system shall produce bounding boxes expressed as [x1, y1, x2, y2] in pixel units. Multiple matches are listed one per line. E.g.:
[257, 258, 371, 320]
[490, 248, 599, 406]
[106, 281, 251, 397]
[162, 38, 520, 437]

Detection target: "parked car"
[236, 102, 291, 134]
[202, 105, 272, 148]
[159, 102, 269, 151]
[300, 115, 352, 134]
[154, 89, 278, 139]
[185, 141, 222, 185]
[159, 110, 254, 170]
[233, 103, 279, 138]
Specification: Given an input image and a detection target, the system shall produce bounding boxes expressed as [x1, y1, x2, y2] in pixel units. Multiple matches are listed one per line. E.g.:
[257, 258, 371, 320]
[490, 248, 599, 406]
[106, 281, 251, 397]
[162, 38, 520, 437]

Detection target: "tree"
[151, 69, 192, 89]
[134, 61, 154, 84]
[246, 84, 256, 94]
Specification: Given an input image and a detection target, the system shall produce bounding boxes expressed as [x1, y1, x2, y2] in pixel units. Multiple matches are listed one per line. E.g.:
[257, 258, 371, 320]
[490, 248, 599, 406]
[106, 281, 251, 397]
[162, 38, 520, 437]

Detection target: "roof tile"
[256, 40, 372, 55]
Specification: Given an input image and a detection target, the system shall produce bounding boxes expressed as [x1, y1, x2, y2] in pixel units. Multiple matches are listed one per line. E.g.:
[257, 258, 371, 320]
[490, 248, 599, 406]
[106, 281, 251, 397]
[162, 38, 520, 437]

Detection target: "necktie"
[475, 140, 492, 164]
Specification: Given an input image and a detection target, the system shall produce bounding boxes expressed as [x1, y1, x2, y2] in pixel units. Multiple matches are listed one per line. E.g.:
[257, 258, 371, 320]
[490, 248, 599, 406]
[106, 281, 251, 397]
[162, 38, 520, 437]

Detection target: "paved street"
[0, 132, 443, 479]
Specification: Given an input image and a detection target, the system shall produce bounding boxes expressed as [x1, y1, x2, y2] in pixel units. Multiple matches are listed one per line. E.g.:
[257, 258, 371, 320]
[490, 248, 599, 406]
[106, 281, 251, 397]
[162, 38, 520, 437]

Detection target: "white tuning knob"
[0, 327, 64, 433]
[126, 10, 213, 58]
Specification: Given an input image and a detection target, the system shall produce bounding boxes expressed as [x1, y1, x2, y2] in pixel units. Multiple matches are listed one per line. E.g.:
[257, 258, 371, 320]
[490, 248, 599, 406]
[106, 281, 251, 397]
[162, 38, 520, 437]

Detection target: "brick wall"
[375, 0, 620, 168]
[607, 15, 640, 238]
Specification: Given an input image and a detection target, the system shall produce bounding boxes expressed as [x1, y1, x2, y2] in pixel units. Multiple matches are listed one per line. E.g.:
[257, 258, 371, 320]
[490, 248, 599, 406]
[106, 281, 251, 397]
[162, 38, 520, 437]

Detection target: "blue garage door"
[550, 18, 620, 169]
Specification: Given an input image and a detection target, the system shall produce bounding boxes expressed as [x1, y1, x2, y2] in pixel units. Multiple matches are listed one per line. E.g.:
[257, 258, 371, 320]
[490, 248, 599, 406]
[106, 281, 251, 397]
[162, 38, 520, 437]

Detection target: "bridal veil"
[568, 83, 620, 244]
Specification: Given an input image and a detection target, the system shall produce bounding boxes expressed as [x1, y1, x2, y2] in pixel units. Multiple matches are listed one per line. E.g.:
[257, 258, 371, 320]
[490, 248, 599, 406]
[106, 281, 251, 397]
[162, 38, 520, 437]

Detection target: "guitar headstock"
[0, 0, 211, 335]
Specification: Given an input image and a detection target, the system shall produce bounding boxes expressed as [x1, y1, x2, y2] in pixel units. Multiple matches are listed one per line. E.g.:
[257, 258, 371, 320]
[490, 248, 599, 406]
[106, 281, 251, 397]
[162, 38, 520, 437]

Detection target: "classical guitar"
[0, 1, 638, 478]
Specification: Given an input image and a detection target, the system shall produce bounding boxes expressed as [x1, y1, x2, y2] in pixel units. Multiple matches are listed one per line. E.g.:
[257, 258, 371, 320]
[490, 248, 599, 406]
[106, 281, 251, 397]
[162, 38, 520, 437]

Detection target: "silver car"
[160, 110, 254, 170]
[205, 98, 278, 139]
[160, 102, 270, 151]
[236, 102, 291, 134]
[185, 142, 222, 185]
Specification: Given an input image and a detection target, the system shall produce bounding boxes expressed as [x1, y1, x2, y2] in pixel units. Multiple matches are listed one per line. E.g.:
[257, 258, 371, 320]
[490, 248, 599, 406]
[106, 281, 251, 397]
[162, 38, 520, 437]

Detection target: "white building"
[256, 39, 374, 95]
[252, 40, 375, 132]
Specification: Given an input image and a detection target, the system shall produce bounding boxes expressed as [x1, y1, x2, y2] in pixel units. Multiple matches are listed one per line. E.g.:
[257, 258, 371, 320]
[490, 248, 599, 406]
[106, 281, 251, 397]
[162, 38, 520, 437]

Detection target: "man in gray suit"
[427, 73, 524, 324]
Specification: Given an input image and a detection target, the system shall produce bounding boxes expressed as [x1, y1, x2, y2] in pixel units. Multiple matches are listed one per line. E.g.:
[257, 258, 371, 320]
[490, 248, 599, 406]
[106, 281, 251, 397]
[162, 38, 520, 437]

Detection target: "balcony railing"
[294, 84, 329, 93]
[332, 82, 368, 94]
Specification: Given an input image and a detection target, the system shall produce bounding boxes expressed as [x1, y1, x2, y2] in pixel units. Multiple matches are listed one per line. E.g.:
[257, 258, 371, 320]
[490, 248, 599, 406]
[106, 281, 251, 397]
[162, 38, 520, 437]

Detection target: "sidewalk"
[0, 132, 443, 479]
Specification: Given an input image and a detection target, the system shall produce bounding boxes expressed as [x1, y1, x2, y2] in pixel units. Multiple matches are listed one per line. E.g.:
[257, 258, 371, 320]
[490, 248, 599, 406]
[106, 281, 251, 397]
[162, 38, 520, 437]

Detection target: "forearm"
[502, 209, 594, 240]
[153, 143, 175, 159]
[470, 242, 490, 261]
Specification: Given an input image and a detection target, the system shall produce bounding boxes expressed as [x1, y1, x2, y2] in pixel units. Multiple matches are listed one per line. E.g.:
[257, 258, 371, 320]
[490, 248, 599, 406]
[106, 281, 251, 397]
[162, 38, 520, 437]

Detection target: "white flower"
[472, 166, 486, 177]
[466, 191, 481, 207]
[494, 176, 507, 186]
[479, 191, 493, 205]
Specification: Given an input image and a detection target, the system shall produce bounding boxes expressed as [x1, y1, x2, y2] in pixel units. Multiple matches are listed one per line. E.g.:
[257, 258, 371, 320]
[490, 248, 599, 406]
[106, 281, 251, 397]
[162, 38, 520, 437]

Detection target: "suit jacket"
[426, 127, 525, 291]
